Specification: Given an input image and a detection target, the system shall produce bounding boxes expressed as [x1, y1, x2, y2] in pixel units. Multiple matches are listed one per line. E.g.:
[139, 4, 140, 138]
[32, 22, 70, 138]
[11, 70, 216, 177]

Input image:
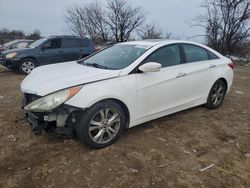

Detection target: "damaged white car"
[21, 40, 234, 148]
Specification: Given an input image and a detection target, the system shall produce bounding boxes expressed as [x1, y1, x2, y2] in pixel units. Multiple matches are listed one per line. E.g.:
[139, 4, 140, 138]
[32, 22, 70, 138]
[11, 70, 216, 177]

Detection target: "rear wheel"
[205, 79, 227, 109]
[19, 58, 37, 74]
[76, 100, 125, 149]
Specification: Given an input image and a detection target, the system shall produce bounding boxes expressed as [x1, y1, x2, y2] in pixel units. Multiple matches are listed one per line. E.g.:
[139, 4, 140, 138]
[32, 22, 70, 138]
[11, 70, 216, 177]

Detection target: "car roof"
[118, 39, 204, 47]
[3, 39, 34, 47]
[48, 35, 89, 40]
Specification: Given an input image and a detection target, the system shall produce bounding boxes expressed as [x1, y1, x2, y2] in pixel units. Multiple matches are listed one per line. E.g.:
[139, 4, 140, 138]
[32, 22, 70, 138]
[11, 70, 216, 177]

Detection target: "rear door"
[62, 38, 90, 61]
[180, 44, 220, 102]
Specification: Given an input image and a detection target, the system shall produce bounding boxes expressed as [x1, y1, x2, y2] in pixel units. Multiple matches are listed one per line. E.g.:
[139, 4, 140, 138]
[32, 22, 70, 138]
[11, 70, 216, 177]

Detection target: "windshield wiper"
[84, 62, 108, 69]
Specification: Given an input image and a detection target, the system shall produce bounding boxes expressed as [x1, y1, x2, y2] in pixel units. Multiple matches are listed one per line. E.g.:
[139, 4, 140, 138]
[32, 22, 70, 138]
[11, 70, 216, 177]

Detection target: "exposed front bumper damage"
[22, 93, 80, 138]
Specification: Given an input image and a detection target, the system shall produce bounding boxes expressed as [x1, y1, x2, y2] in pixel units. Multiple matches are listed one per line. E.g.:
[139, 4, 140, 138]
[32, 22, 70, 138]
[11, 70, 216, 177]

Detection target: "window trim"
[62, 38, 90, 48]
[130, 43, 184, 74]
[42, 38, 62, 49]
[180, 43, 219, 64]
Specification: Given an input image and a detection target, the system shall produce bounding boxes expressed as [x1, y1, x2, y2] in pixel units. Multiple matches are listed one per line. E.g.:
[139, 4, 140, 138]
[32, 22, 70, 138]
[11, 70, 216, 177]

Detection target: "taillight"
[228, 62, 235, 70]
[94, 45, 100, 51]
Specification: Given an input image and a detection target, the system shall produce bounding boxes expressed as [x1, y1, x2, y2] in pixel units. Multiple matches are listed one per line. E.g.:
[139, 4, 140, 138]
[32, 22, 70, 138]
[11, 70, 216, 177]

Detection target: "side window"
[207, 50, 219, 60]
[79, 39, 89, 47]
[8, 45, 14, 49]
[183, 44, 209, 63]
[63, 39, 77, 48]
[16, 42, 29, 48]
[144, 45, 181, 68]
[9, 43, 19, 49]
[43, 39, 61, 49]
[63, 38, 88, 48]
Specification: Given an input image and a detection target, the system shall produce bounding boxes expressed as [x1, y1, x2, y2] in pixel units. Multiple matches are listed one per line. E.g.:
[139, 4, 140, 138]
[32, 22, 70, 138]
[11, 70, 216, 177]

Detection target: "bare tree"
[27, 30, 41, 40]
[64, 2, 109, 43]
[106, 0, 146, 42]
[64, 5, 86, 37]
[138, 22, 163, 39]
[83, 1, 109, 42]
[165, 32, 173, 39]
[196, 0, 250, 55]
[0, 28, 41, 44]
[0, 28, 25, 44]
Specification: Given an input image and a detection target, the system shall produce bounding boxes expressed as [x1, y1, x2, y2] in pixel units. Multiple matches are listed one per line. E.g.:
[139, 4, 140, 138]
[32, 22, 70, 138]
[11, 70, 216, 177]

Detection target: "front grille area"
[0, 53, 5, 61]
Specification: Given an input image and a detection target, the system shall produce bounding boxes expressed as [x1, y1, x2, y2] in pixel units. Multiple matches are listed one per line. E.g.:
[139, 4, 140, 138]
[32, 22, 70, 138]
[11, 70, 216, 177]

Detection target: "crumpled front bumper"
[22, 93, 80, 137]
[24, 110, 48, 133]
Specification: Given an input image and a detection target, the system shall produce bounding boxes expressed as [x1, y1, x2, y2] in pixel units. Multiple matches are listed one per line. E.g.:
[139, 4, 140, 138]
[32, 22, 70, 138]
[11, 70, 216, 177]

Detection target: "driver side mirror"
[139, 62, 161, 73]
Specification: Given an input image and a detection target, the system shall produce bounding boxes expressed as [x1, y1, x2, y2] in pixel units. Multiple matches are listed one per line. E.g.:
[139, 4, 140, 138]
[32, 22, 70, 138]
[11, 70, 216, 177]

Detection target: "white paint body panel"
[21, 40, 234, 128]
[21, 61, 121, 95]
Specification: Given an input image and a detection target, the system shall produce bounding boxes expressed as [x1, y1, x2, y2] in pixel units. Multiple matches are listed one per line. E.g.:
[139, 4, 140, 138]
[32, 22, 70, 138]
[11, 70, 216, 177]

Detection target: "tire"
[19, 58, 37, 74]
[205, 79, 227, 109]
[76, 100, 126, 149]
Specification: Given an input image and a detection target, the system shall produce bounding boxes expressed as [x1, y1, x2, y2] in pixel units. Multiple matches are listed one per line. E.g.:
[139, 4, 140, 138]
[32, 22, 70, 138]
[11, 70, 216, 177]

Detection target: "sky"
[0, 0, 205, 42]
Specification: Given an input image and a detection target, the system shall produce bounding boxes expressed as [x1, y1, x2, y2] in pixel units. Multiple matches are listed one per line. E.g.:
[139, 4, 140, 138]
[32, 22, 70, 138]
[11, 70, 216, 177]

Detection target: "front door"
[135, 44, 188, 122]
[39, 38, 64, 65]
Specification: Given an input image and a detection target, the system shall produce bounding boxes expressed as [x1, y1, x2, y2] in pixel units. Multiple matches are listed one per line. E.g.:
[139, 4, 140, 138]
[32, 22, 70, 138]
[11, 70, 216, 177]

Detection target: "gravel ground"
[0, 64, 249, 188]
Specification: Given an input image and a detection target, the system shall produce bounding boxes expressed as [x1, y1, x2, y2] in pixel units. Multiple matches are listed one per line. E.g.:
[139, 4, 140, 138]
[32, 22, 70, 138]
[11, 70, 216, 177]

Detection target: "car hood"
[21, 61, 121, 96]
[1, 48, 32, 54]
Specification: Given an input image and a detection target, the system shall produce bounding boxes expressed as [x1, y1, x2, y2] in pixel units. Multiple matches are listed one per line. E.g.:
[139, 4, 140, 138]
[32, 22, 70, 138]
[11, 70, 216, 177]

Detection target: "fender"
[65, 74, 138, 123]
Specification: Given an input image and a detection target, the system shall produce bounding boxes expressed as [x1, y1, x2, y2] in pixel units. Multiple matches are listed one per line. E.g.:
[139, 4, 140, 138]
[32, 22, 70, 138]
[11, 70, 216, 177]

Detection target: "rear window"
[183, 44, 209, 63]
[62, 38, 89, 48]
[207, 51, 219, 60]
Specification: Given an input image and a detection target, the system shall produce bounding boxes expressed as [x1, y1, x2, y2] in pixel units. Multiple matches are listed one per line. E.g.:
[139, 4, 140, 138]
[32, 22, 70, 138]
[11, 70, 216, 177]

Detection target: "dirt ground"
[0, 64, 249, 188]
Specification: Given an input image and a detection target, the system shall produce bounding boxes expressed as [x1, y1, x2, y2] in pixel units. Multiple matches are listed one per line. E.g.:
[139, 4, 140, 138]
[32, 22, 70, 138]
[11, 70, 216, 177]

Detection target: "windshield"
[29, 38, 47, 48]
[3, 40, 18, 47]
[81, 44, 150, 70]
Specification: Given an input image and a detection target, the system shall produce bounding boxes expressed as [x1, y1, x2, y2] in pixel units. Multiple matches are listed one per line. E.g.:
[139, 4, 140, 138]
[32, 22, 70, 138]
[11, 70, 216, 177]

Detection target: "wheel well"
[218, 78, 228, 91]
[96, 99, 130, 128]
[21, 57, 38, 64]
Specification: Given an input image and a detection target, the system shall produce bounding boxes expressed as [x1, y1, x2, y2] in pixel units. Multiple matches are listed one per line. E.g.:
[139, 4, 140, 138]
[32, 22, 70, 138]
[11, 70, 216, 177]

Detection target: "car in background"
[0, 39, 34, 52]
[0, 36, 96, 74]
[21, 40, 234, 148]
[95, 42, 117, 51]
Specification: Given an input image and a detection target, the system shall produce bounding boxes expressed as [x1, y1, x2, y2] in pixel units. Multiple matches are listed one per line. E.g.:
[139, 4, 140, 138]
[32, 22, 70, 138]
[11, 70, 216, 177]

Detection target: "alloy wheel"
[211, 81, 225, 106]
[88, 108, 121, 144]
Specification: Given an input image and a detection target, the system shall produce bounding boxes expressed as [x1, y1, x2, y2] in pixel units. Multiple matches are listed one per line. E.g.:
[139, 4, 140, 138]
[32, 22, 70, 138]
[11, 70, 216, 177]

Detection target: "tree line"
[195, 0, 250, 55]
[0, 28, 41, 45]
[65, 0, 250, 56]
[64, 0, 171, 43]
[1, 0, 249, 56]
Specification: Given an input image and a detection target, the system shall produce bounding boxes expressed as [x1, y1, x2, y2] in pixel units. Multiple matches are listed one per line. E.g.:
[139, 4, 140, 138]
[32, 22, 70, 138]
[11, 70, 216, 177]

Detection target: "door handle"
[209, 64, 216, 68]
[176, 73, 187, 78]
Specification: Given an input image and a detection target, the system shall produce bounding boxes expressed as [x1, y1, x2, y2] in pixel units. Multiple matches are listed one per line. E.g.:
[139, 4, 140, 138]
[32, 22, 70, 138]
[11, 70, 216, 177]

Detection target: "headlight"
[24, 86, 81, 112]
[6, 52, 17, 59]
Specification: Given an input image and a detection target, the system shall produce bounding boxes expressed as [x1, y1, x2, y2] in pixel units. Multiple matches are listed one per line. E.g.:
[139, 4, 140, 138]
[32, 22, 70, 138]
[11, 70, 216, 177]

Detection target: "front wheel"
[205, 79, 227, 109]
[19, 58, 37, 74]
[76, 100, 125, 149]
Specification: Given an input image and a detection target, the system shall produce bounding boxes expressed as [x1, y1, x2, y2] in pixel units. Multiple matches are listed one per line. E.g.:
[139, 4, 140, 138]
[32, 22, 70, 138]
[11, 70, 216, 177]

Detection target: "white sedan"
[21, 40, 234, 148]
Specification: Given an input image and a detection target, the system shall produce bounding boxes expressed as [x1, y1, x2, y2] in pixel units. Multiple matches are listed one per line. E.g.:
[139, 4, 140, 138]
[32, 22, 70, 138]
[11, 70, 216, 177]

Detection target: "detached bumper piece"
[22, 93, 80, 138]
